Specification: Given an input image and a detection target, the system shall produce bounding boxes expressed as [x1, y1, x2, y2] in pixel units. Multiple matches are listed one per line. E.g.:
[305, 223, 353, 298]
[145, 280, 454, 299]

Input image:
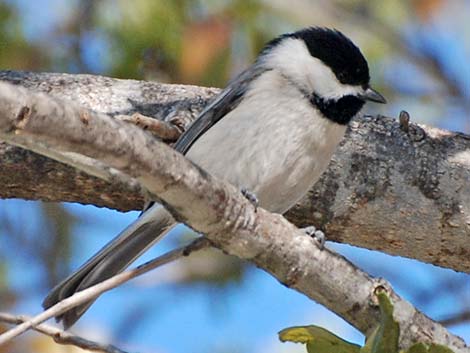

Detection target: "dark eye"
[337, 72, 347, 82]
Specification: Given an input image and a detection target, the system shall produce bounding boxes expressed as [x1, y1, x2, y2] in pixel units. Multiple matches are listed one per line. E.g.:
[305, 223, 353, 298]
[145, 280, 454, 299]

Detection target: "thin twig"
[0, 312, 128, 353]
[439, 310, 470, 326]
[0, 237, 210, 345]
[116, 113, 182, 141]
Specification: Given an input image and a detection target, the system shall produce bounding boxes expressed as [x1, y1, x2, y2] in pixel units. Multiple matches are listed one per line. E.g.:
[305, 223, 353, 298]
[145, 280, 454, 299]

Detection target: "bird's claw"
[241, 188, 259, 211]
[302, 226, 326, 249]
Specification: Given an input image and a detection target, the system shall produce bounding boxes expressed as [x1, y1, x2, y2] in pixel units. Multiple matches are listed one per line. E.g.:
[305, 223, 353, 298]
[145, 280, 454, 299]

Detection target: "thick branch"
[0, 80, 467, 352]
[0, 70, 216, 209]
[0, 70, 469, 273]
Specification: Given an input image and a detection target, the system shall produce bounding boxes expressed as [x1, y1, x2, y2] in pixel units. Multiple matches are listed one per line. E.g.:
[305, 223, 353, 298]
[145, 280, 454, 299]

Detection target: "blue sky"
[3, 200, 468, 353]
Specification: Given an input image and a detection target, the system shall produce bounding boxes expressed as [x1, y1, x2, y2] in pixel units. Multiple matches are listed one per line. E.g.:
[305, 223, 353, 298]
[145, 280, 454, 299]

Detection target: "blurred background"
[0, 0, 469, 352]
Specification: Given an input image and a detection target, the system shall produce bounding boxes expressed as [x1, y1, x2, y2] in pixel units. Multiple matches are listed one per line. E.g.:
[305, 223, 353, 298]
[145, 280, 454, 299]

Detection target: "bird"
[43, 27, 386, 328]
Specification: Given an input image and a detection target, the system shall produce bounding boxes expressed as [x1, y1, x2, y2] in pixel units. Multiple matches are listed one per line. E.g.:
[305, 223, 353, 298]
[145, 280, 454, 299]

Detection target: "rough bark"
[0, 70, 215, 209]
[0, 80, 467, 353]
[0, 70, 469, 274]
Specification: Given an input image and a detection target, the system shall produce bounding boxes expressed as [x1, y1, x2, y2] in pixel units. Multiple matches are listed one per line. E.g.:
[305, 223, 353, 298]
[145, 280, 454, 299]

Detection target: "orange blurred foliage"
[180, 18, 232, 84]
[412, 0, 444, 22]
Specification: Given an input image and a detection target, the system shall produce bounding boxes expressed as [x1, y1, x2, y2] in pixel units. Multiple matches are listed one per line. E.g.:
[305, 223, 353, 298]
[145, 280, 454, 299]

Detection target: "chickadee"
[43, 27, 386, 328]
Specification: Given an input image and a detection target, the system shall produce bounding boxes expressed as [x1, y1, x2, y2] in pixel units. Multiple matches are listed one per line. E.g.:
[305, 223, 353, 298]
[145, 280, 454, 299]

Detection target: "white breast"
[186, 70, 347, 213]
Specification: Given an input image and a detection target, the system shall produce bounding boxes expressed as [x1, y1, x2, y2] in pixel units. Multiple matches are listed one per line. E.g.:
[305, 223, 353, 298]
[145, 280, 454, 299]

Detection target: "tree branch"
[0, 70, 469, 273]
[439, 310, 470, 327]
[0, 312, 129, 353]
[0, 80, 467, 352]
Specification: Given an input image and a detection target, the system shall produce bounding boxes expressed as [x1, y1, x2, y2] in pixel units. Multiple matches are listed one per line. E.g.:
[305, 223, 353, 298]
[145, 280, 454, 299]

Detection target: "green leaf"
[362, 327, 379, 353]
[362, 291, 400, 353]
[427, 344, 455, 353]
[279, 325, 361, 353]
[403, 342, 455, 353]
[405, 343, 429, 353]
[279, 293, 454, 353]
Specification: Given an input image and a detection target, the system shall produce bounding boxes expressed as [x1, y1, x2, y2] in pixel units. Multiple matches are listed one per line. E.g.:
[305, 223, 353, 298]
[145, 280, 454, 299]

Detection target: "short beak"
[360, 87, 387, 104]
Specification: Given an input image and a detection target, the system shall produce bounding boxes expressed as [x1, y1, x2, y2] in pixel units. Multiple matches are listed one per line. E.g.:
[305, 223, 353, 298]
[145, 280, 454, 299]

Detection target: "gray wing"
[142, 63, 268, 213]
[174, 63, 269, 155]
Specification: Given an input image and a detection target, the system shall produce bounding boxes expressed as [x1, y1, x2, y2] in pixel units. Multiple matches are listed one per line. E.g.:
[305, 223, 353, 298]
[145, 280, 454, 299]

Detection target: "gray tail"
[42, 205, 176, 329]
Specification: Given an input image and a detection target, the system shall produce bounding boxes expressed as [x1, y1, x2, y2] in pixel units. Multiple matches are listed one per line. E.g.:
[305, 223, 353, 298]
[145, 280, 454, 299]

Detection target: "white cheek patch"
[307, 56, 364, 99]
[264, 37, 364, 100]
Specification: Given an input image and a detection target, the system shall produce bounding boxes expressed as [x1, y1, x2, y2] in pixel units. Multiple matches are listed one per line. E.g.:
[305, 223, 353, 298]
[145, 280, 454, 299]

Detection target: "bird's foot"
[241, 188, 259, 211]
[302, 226, 326, 249]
